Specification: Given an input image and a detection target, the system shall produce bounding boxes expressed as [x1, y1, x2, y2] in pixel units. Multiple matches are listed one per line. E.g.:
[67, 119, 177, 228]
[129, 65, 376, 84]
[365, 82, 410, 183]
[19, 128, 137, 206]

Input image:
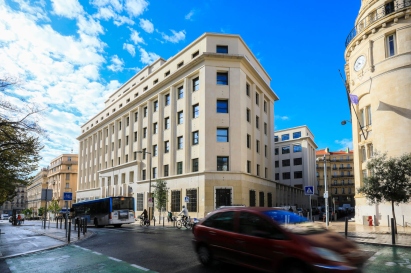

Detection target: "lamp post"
[137, 150, 152, 224]
[322, 155, 329, 227]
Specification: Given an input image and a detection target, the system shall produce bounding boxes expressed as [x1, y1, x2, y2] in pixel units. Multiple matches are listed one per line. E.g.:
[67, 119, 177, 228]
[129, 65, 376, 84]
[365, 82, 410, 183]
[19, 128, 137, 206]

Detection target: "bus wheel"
[114, 224, 122, 228]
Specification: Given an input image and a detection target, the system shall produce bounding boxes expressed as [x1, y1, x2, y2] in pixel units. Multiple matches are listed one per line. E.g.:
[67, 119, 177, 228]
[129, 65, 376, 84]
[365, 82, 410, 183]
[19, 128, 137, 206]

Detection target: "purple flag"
[349, 94, 359, 105]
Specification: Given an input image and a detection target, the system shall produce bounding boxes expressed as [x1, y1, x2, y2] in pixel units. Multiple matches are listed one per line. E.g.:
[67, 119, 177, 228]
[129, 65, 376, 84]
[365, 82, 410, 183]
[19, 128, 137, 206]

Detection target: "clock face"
[354, 55, 366, 71]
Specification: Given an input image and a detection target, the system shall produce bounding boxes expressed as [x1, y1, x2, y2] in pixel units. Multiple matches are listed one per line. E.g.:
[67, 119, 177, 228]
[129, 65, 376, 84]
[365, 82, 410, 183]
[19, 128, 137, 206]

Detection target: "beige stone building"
[47, 154, 78, 214]
[344, 0, 411, 225]
[77, 33, 281, 218]
[274, 126, 318, 209]
[26, 168, 48, 217]
[316, 149, 355, 211]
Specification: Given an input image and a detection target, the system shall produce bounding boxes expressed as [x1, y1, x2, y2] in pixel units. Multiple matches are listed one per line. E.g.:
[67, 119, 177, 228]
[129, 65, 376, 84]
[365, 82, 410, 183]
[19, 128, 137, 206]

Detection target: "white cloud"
[129, 28, 144, 44]
[51, 0, 83, 19]
[335, 139, 353, 151]
[77, 15, 104, 36]
[139, 47, 159, 65]
[124, 0, 148, 17]
[275, 115, 289, 121]
[162, 29, 186, 43]
[113, 15, 135, 26]
[185, 10, 194, 20]
[94, 6, 115, 20]
[107, 55, 124, 71]
[139, 18, 153, 33]
[123, 43, 136, 56]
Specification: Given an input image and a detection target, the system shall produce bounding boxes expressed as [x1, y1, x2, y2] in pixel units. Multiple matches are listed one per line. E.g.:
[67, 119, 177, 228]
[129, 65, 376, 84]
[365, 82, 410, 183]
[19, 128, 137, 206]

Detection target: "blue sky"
[0, 0, 360, 169]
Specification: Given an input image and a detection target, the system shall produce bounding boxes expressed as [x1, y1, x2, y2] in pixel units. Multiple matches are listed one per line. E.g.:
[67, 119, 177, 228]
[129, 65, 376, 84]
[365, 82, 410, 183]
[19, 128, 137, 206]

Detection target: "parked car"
[192, 207, 367, 273]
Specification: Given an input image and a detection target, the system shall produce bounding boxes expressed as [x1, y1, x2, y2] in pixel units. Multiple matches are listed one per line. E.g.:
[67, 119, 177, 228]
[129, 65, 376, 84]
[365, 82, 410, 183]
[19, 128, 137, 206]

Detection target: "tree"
[38, 207, 45, 217]
[48, 199, 61, 218]
[21, 208, 32, 219]
[358, 152, 411, 232]
[0, 76, 46, 203]
[152, 180, 168, 213]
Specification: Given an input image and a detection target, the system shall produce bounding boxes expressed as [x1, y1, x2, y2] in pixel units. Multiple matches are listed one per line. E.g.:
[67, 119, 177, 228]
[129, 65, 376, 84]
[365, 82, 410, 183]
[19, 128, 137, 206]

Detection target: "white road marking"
[92, 251, 102, 255]
[131, 264, 150, 271]
[108, 256, 121, 262]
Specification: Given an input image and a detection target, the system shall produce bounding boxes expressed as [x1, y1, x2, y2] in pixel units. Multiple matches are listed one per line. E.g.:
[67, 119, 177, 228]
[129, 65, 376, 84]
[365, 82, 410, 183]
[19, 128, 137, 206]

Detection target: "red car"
[192, 207, 367, 273]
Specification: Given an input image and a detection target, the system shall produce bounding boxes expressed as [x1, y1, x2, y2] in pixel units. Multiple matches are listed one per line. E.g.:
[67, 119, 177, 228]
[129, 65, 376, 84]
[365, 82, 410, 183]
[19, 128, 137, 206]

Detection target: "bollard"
[68, 222, 71, 243]
[60, 218, 62, 229]
[56, 219, 58, 228]
[391, 218, 396, 245]
[345, 217, 348, 238]
[83, 219, 86, 235]
[85, 219, 87, 234]
[78, 219, 80, 239]
[74, 218, 77, 231]
[388, 215, 390, 227]
[163, 216, 164, 227]
[65, 217, 67, 230]
[374, 215, 377, 227]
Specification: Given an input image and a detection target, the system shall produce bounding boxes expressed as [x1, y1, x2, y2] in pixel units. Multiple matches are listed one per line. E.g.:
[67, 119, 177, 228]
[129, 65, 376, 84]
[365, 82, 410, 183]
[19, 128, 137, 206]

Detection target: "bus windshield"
[112, 197, 134, 210]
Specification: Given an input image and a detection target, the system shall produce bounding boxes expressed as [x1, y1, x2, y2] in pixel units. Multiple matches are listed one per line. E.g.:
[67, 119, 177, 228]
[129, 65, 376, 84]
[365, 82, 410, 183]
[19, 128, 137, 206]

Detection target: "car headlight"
[311, 247, 347, 263]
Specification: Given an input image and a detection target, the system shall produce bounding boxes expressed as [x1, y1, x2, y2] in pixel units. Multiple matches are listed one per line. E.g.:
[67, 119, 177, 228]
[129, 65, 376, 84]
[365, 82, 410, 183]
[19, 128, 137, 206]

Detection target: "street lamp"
[137, 150, 152, 224]
[317, 155, 329, 227]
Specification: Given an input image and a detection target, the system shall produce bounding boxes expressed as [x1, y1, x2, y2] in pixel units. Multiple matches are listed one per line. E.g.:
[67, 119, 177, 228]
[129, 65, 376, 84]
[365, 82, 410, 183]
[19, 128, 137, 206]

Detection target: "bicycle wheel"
[186, 222, 192, 230]
[140, 219, 143, 226]
[176, 220, 183, 229]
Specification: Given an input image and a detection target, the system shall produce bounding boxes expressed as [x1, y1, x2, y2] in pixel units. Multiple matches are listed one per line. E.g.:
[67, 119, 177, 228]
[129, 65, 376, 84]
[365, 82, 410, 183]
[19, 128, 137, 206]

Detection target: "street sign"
[184, 196, 189, 202]
[41, 189, 53, 201]
[63, 192, 72, 201]
[323, 191, 328, 199]
[148, 202, 153, 207]
[304, 186, 314, 195]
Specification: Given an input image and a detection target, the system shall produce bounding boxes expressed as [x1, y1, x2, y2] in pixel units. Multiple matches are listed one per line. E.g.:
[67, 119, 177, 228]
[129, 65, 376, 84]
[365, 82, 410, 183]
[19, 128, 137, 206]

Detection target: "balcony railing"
[332, 175, 354, 178]
[345, 0, 411, 47]
[339, 167, 353, 170]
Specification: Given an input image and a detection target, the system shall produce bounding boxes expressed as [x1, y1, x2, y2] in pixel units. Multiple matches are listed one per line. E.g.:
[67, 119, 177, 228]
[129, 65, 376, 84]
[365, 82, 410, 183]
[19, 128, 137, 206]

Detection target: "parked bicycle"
[139, 216, 150, 226]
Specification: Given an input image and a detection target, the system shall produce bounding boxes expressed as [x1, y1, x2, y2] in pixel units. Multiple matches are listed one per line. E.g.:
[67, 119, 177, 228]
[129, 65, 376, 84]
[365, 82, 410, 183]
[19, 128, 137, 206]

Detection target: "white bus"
[72, 196, 135, 228]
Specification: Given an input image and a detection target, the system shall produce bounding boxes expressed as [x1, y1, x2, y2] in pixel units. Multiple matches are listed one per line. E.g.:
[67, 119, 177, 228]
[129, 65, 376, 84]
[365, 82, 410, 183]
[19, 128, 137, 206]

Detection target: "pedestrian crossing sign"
[304, 186, 314, 195]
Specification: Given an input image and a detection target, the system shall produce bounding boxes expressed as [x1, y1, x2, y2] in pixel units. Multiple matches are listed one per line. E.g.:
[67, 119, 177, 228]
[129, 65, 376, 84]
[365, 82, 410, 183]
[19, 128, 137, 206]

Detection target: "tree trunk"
[392, 201, 397, 234]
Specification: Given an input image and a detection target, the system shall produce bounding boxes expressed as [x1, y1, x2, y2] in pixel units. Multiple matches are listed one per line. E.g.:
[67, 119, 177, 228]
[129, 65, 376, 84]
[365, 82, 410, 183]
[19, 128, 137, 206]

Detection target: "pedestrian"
[17, 214, 21, 225]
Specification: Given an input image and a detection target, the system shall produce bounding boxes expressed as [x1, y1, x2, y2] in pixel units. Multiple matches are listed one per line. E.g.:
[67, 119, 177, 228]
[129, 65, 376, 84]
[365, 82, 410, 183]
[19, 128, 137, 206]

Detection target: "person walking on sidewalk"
[17, 214, 21, 225]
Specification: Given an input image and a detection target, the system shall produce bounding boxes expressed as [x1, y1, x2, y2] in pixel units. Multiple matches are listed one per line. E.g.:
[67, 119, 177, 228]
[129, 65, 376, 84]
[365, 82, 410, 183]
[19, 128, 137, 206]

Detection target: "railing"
[345, 0, 411, 47]
[332, 175, 354, 178]
[339, 167, 353, 170]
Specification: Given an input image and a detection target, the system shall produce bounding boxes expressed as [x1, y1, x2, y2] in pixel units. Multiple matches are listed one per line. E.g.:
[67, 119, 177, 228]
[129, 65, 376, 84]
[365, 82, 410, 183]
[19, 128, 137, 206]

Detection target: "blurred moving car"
[192, 207, 367, 273]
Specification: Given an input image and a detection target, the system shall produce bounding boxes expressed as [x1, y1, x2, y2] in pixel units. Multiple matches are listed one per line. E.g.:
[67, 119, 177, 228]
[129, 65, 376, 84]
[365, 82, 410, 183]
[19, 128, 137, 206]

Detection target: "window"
[177, 136, 183, 149]
[259, 192, 264, 207]
[144, 107, 147, 117]
[217, 72, 228, 85]
[249, 190, 256, 207]
[265, 168, 268, 178]
[385, 1, 395, 15]
[153, 145, 158, 156]
[217, 156, 229, 171]
[118, 139, 121, 148]
[247, 134, 251, 148]
[153, 100, 158, 112]
[164, 141, 170, 153]
[165, 70, 170, 77]
[216, 45, 228, 53]
[144, 86, 148, 91]
[164, 165, 169, 177]
[386, 33, 396, 57]
[275, 173, 279, 180]
[192, 51, 199, 58]
[142, 148, 146, 159]
[193, 77, 199, 91]
[368, 144, 374, 158]
[134, 112, 138, 122]
[294, 171, 303, 179]
[177, 86, 184, 99]
[247, 160, 251, 173]
[246, 83, 250, 96]
[360, 108, 365, 127]
[361, 146, 366, 162]
[186, 189, 197, 212]
[192, 158, 199, 172]
[217, 128, 229, 142]
[171, 190, 181, 212]
[293, 131, 301, 139]
[366, 105, 372, 126]
[164, 117, 170, 129]
[255, 93, 259, 105]
[267, 193, 272, 207]
[134, 152, 137, 160]
[274, 136, 278, 142]
[178, 111, 183, 124]
[165, 94, 170, 106]
[142, 169, 146, 180]
[153, 167, 157, 179]
[193, 104, 199, 118]
[281, 134, 289, 141]
[153, 122, 158, 134]
[282, 159, 290, 167]
[282, 146, 290, 154]
[293, 144, 302, 153]
[294, 158, 302, 165]
[275, 160, 279, 168]
[264, 100, 267, 112]
[153, 79, 158, 85]
[282, 172, 291, 179]
[118, 121, 122, 130]
[257, 164, 260, 176]
[256, 140, 260, 153]
[275, 148, 279, 155]
[264, 123, 267, 135]
[177, 162, 183, 174]
[177, 61, 184, 68]
[66, 174, 70, 180]
[137, 193, 144, 211]
[256, 116, 259, 129]
[192, 131, 199, 145]
[143, 127, 147, 138]
[217, 100, 228, 113]
[126, 117, 129, 126]
[126, 136, 129, 145]
[202, 211, 235, 231]
[246, 108, 250, 122]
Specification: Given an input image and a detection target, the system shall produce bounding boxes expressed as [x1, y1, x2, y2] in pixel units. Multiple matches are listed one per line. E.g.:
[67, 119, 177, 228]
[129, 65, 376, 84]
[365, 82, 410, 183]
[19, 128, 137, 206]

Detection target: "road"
[3, 224, 411, 273]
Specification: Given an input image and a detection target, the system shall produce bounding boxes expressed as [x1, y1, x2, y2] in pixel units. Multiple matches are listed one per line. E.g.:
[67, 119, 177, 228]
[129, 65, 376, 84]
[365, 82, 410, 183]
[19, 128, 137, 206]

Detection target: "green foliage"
[152, 179, 168, 212]
[22, 208, 32, 218]
[48, 199, 61, 215]
[358, 152, 411, 205]
[38, 207, 45, 216]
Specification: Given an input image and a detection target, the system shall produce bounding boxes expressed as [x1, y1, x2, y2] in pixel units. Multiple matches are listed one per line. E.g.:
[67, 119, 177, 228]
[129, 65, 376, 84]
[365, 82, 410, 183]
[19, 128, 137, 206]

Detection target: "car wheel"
[284, 264, 307, 273]
[197, 245, 213, 266]
[94, 219, 98, 228]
